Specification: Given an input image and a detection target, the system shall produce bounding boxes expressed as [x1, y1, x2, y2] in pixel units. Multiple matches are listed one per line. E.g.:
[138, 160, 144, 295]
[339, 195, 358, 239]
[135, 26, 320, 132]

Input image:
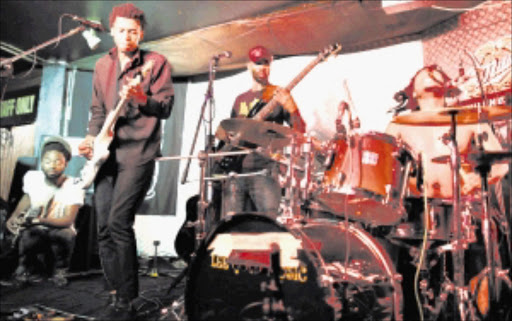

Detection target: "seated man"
[6, 136, 85, 286]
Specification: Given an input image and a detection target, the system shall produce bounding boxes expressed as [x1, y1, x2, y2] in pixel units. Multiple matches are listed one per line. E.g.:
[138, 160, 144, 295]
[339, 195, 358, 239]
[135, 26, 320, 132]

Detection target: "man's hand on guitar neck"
[120, 81, 147, 107]
[78, 135, 95, 160]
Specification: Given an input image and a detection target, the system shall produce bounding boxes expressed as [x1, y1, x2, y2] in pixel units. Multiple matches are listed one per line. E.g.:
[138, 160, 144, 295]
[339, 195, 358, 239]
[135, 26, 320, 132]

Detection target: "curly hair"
[109, 3, 146, 30]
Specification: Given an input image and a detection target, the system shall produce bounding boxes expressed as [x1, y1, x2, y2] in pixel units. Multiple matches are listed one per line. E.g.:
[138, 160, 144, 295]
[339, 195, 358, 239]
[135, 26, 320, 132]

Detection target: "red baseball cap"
[248, 45, 272, 64]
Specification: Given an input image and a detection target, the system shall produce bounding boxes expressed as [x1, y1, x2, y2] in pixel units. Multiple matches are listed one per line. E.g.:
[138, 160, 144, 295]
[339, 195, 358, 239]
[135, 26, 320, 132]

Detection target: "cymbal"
[392, 105, 511, 126]
[216, 118, 303, 149]
[432, 150, 512, 165]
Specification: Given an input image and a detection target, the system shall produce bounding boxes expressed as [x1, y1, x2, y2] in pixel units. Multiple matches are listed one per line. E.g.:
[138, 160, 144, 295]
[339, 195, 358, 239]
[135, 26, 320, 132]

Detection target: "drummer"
[218, 45, 306, 217]
[385, 65, 509, 200]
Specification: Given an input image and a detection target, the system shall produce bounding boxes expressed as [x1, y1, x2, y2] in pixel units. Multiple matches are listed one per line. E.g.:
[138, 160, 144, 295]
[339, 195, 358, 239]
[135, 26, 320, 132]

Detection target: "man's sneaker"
[49, 268, 68, 287]
[99, 297, 135, 321]
[14, 272, 43, 284]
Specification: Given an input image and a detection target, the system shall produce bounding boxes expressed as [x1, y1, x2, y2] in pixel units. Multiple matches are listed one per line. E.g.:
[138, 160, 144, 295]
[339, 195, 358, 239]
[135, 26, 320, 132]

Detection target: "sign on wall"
[0, 87, 39, 128]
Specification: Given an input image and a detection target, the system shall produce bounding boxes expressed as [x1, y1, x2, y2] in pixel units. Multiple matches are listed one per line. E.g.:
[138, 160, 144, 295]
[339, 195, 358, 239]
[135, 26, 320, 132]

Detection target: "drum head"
[185, 213, 338, 320]
[185, 214, 402, 320]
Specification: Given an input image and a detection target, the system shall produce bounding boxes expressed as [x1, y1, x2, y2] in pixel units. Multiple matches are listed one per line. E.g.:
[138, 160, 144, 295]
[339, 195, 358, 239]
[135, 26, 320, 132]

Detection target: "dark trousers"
[222, 174, 281, 219]
[94, 160, 154, 301]
[18, 226, 76, 273]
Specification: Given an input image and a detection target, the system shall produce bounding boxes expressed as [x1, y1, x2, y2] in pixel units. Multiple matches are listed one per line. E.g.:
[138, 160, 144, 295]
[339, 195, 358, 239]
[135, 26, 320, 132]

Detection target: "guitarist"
[7, 136, 85, 286]
[77, 3, 174, 320]
[219, 45, 306, 218]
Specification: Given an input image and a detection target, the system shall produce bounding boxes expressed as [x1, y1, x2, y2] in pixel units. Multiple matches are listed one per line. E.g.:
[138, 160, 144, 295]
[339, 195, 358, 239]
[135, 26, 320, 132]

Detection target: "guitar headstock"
[319, 43, 342, 62]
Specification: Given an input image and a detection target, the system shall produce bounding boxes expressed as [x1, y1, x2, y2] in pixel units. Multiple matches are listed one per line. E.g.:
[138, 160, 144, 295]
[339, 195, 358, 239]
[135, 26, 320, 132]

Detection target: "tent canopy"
[0, 0, 486, 76]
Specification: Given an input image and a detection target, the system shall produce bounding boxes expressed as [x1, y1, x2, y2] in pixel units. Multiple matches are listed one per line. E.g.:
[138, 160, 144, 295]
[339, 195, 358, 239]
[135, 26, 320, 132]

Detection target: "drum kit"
[174, 104, 511, 321]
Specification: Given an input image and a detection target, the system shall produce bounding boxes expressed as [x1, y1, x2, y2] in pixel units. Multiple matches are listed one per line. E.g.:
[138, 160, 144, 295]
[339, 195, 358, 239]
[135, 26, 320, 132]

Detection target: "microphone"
[212, 51, 232, 60]
[393, 90, 408, 103]
[387, 104, 408, 114]
[70, 15, 106, 32]
[387, 89, 411, 114]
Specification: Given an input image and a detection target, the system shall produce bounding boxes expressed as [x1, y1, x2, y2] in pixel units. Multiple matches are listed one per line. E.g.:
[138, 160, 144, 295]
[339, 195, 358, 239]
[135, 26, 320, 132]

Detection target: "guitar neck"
[253, 54, 326, 121]
[97, 76, 140, 138]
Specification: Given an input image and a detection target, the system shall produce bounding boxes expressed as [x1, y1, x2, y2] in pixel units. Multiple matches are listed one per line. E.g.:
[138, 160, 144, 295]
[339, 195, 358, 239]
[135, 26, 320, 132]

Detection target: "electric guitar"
[215, 44, 342, 173]
[248, 43, 342, 119]
[79, 60, 154, 189]
[4, 195, 55, 249]
[5, 206, 44, 236]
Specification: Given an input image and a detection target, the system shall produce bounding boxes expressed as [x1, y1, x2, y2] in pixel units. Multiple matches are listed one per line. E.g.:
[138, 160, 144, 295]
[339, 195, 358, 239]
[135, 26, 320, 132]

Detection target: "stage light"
[81, 28, 101, 50]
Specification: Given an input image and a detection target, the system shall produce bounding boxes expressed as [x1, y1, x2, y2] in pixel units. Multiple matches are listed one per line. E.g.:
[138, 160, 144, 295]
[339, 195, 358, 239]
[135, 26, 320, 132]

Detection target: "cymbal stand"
[300, 137, 313, 205]
[472, 148, 499, 307]
[442, 110, 474, 321]
[181, 55, 221, 253]
[279, 136, 301, 224]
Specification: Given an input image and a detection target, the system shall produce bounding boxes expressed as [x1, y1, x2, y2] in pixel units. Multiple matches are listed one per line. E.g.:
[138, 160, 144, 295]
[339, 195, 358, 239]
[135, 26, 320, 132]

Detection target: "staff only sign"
[0, 88, 38, 128]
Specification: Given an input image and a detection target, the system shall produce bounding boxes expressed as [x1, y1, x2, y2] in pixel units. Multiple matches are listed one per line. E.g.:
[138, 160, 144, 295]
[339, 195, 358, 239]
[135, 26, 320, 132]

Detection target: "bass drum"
[185, 214, 403, 321]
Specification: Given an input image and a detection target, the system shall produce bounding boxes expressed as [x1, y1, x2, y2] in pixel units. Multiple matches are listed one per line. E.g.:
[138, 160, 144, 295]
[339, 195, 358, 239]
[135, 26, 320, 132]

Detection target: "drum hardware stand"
[464, 48, 507, 317]
[169, 55, 221, 308]
[300, 137, 312, 200]
[279, 136, 302, 225]
[260, 243, 288, 321]
[180, 54, 224, 253]
[440, 110, 475, 321]
[471, 148, 512, 318]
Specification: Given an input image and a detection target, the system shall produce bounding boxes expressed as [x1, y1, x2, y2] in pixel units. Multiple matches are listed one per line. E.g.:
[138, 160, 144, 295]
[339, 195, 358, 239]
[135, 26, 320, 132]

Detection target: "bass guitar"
[215, 44, 342, 173]
[248, 43, 342, 119]
[79, 60, 154, 189]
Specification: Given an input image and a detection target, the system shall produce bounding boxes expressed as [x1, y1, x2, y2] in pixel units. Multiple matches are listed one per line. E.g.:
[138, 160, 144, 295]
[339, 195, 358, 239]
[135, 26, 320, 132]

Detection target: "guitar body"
[246, 85, 276, 119]
[212, 144, 245, 175]
[5, 206, 42, 236]
[79, 116, 115, 189]
[174, 195, 199, 263]
[214, 85, 276, 173]
[174, 188, 223, 262]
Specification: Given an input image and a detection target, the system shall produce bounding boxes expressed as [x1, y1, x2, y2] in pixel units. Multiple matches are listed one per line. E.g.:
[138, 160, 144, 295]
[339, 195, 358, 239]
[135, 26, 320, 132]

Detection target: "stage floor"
[0, 258, 186, 321]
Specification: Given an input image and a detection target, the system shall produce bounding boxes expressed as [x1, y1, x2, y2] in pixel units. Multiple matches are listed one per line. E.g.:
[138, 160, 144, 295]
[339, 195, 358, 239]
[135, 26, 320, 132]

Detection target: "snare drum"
[316, 131, 415, 226]
[185, 213, 403, 321]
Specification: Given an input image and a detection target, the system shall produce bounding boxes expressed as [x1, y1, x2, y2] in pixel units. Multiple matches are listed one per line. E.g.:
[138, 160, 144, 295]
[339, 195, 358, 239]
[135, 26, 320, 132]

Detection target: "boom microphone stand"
[1, 25, 88, 77]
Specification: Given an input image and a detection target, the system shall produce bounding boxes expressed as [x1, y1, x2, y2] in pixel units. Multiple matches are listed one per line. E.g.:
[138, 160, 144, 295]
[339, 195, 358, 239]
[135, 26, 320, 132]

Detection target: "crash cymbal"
[392, 105, 511, 126]
[216, 118, 303, 149]
[432, 150, 512, 165]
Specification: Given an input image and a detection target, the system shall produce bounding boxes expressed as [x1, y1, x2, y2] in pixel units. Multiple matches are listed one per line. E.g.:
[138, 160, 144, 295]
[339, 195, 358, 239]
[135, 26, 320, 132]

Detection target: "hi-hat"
[392, 105, 511, 126]
[216, 118, 303, 149]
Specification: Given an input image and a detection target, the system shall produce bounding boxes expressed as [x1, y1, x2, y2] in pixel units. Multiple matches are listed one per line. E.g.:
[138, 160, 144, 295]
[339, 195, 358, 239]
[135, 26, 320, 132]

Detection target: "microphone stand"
[0, 25, 87, 76]
[180, 56, 220, 252]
